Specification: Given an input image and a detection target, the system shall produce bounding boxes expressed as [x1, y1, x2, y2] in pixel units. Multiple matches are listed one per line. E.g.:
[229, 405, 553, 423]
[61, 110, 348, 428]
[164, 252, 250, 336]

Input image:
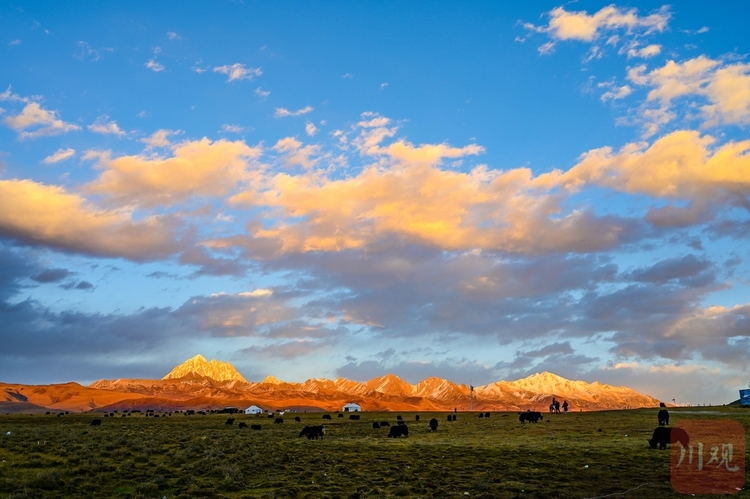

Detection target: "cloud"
[627, 43, 661, 59]
[31, 268, 74, 283]
[4, 102, 81, 139]
[167, 31, 180, 40]
[305, 122, 318, 136]
[140, 129, 182, 149]
[627, 56, 750, 133]
[42, 147, 76, 164]
[255, 87, 270, 99]
[145, 59, 165, 72]
[524, 5, 670, 58]
[88, 116, 126, 136]
[275, 106, 314, 118]
[85, 137, 262, 207]
[527, 5, 670, 43]
[272, 137, 320, 169]
[76, 41, 113, 61]
[213, 63, 262, 82]
[600, 84, 632, 101]
[0, 179, 182, 260]
[555, 130, 750, 227]
[221, 124, 246, 133]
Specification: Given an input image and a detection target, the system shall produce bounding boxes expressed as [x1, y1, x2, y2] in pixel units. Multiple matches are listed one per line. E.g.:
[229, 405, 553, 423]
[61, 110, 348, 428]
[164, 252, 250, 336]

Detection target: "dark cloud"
[628, 254, 711, 285]
[31, 268, 73, 283]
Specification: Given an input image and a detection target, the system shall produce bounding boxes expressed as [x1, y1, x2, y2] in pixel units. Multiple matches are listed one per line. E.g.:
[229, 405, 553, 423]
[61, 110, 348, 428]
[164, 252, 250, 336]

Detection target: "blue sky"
[1, 1, 749, 405]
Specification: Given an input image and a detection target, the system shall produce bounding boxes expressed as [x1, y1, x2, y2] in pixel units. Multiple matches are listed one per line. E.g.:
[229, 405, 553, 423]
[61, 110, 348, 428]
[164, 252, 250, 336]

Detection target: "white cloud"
[213, 63, 262, 82]
[4, 102, 81, 139]
[274, 106, 314, 118]
[167, 31, 180, 40]
[145, 59, 165, 72]
[221, 124, 246, 133]
[88, 116, 126, 136]
[255, 87, 270, 99]
[601, 84, 632, 101]
[305, 122, 318, 136]
[0, 86, 33, 104]
[42, 148, 76, 164]
[538, 41, 556, 55]
[140, 129, 182, 149]
[533, 5, 670, 42]
[627, 56, 750, 133]
[627, 44, 661, 59]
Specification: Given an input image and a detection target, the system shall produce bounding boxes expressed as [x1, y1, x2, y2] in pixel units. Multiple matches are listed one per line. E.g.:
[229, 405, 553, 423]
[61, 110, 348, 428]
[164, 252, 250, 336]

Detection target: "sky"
[1, 1, 749, 405]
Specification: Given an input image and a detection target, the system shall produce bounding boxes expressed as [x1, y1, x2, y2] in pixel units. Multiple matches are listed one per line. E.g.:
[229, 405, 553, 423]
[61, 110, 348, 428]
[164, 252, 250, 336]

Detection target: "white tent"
[342, 402, 361, 412]
[244, 405, 263, 415]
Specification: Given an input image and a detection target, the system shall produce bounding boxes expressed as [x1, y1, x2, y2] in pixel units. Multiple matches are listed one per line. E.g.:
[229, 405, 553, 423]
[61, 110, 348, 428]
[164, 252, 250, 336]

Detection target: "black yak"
[519, 411, 543, 423]
[90, 419, 102, 426]
[349, 414, 360, 420]
[238, 422, 248, 429]
[294, 416, 301, 422]
[250, 424, 261, 430]
[299, 425, 325, 440]
[649, 427, 689, 449]
[225, 418, 235, 425]
[322, 414, 332, 420]
[274, 418, 284, 424]
[658, 409, 669, 426]
[372, 422, 380, 429]
[429, 418, 438, 431]
[388, 424, 409, 437]
[380, 421, 390, 427]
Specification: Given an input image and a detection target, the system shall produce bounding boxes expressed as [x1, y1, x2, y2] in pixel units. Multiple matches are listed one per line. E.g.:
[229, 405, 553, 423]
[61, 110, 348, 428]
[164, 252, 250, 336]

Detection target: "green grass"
[0, 408, 748, 498]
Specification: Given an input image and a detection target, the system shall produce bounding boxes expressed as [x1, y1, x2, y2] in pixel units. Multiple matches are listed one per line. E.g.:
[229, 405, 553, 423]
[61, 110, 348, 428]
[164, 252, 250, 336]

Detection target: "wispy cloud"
[88, 116, 126, 136]
[42, 148, 76, 164]
[274, 106, 314, 118]
[145, 59, 165, 72]
[213, 63, 262, 82]
[255, 87, 270, 99]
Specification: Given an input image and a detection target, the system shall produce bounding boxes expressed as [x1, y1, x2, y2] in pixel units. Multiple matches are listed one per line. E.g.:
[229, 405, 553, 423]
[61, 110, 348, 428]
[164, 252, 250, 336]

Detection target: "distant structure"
[244, 405, 263, 415]
[342, 402, 361, 412]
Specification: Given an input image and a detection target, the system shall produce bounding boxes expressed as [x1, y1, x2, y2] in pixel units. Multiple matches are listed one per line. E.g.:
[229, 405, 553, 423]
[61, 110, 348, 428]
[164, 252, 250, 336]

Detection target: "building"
[244, 405, 263, 414]
[342, 402, 361, 412]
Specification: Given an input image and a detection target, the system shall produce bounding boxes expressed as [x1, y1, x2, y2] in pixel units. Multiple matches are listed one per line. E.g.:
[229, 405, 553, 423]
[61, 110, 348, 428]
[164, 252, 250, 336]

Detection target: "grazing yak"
[519, 411, 543, 423]
[338, 413, 344, 418]
[485, 412, 490, 418]
[447, 415, 453, 422]
[479, 413, 484, 418]
[380, 421, 390, 427]
[274, 418, 284, 424]
[349, 414, 361, 420]
[238, 422, 248, 429]
[429, 418, 439, 431]
[90, 419, 102, 426]
[372, 422, 380, 429]
[658, 409, 669, 426]
[415, 415, 420, 421]
[649, 427, 689, 449]
[250, 424, 261, 430]
[294, 416, 301, 422]
[322, 414, 332, 420]
[225, 418, 235, 425]
[299, 425, 325, 440]
[388, 424, 409, 438]
[452, 415, 457, 421]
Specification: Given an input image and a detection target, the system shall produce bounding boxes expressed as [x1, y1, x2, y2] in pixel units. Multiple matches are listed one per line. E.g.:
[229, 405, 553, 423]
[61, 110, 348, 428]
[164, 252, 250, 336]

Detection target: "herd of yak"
[87, 406, 681, 448]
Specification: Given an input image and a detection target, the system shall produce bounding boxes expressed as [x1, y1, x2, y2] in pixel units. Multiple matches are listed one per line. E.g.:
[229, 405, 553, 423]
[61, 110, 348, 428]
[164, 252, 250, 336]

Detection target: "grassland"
[0, 407, 747, 498]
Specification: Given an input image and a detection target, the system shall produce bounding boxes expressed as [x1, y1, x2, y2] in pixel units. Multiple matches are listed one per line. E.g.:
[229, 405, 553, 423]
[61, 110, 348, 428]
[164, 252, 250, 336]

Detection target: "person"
[562, 400, 569, 413]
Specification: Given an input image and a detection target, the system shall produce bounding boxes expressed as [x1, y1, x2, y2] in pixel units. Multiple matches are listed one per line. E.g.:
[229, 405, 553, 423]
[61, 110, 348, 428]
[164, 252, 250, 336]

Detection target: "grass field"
[0, 407, 748, 498]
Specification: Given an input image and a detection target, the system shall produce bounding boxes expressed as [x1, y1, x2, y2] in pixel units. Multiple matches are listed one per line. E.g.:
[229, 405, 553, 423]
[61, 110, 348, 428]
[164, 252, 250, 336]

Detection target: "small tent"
[342, 402, 361, 412]
[244, 405, 263, 415]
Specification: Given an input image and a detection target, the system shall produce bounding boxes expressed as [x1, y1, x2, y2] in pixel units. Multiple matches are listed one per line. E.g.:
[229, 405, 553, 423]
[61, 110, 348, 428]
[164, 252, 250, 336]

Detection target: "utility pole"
[470, 382, 474, 411]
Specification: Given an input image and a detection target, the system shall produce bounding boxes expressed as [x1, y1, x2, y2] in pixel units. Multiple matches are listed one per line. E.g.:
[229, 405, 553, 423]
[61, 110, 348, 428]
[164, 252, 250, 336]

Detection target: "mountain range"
[0, 354, 661, 413]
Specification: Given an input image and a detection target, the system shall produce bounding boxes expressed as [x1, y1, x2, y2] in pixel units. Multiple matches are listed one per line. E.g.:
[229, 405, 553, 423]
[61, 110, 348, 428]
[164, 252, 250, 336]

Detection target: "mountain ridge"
[1, 355, 662, 413]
